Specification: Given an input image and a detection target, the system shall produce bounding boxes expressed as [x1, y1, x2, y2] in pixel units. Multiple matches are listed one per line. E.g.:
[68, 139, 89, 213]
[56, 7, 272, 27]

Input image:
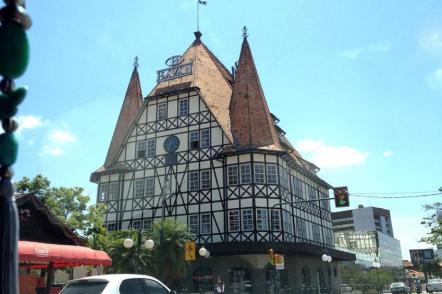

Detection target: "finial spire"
[242, 26, 248, 39]
[133, 56, 139, 68]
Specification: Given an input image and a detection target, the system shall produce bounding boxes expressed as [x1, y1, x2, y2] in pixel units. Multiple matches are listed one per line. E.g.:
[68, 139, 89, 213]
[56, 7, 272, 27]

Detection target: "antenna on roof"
[133, 56, 139, 69]
[196, 0, 207, 33]
[242, 26, 249, 39]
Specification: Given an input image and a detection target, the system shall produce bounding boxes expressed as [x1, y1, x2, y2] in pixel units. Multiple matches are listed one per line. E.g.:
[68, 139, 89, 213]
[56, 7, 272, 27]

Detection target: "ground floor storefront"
[180, 254, 343, 294]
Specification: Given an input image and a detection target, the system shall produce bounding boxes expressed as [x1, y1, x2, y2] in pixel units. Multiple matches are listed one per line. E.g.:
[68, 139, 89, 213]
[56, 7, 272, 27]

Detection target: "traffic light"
[334, 186, 349, 207]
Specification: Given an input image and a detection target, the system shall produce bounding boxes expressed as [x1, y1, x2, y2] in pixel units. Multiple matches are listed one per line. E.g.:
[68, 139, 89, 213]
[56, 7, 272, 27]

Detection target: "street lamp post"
[123, 230, 155, 274]
[372, 258, 381, 294]
[321, 254, 332, 294]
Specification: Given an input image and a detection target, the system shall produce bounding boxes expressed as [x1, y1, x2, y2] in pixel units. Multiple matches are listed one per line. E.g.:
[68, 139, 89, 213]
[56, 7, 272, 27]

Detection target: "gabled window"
[99, 183, 109, 202]
[189, 171, 199, 191]
[242, 209, 253, 231]
[267, 164, 278, 184]
[200, 170, 211, 190]
[229, 210, 240, 232]
[189, 131, 199, 150]
[201, 213, 211, 234]
[158, 102, 168, 120]
[109, 182, 119, 200]
[256, 209, 268, 230]
[240, 163, 251, 184]
[145, 177, 155, 196]
[179, 98, 189, 116]
[254, 163, 265, 184]
[134, 179, 144, 198]
[271, 210, 281, 231]
[227, 165, 238, 186]
[189, 215, 199, 234]
[200, 129, 210, 148]
[136, 141, 146, 159]
[146, 138, 156, 157]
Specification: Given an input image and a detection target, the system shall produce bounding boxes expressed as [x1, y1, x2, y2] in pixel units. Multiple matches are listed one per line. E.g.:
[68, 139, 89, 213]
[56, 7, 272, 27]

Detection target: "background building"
[90, 31, 354, 293]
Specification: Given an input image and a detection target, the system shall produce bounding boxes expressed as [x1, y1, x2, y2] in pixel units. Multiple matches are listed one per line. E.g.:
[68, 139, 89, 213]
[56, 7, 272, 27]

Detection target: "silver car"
[426, 278, 442, 293]
[60, 274, 175, 294]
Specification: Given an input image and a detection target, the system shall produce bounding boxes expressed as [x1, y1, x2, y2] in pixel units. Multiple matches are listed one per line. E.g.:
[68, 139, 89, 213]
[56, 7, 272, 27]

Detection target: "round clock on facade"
[164, 135, 180, 153]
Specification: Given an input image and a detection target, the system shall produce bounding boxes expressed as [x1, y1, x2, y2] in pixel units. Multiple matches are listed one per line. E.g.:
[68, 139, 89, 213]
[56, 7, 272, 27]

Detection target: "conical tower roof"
[149, 32, 234, 143]
[229, 37, 281, 151]
[104, 65, 143, 168]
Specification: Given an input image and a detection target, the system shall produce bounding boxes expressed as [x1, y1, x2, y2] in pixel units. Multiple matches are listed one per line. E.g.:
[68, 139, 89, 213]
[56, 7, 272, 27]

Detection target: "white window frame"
[229, 210, 240, 232]
[134, 179, 144, 198]
[254, 163, 265, 184]
[99, 183, 109, 202]
[200, 129, 210, 148]
[189, 171, 200, 191]
[240, 163, 251, 184]
[200, 170, 211, 190]
[256, 209, 269, 230]
[142, 219, 153, 231]
[227, 165, 238, 186]
[271, 209, 281, 231]
[146, 138, 156, 157]
[200, 213, 211, 234]
[312, 223, 321, 242]
[158, 102, 168, 120]
[296, 218, 307, 239]
[189, 131, 199, 150]
[189, 215, 199, 234]
[242, 209, 253, 231]
[267, 164, 278, 184]
[145, 177, 155, 197]
[136, 140, 146, 159]
[178, 98, 189, 116]
[109, 182, 119, 200]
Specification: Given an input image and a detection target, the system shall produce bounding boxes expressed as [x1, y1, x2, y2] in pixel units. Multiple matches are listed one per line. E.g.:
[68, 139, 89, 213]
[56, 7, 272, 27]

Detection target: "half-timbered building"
[91, 31, 354, 293]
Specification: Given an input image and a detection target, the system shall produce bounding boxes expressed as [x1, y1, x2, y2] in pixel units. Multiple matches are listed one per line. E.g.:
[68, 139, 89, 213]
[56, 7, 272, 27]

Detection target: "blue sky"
[14, 1, 442, 259]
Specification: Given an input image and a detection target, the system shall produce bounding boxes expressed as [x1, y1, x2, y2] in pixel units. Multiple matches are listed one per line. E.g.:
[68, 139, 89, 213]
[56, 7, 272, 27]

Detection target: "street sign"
[334, 186, 349, 207]
[185, 241, 196, 261]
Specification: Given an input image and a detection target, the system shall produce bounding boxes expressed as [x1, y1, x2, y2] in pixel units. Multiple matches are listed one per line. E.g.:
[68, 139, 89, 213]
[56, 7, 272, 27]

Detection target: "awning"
[19, 241, 112, 268]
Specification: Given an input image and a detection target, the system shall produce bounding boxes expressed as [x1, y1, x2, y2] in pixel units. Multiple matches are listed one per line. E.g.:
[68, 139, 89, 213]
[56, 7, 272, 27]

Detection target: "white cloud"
[419, 33, 442, 51]
[383, 150, 393, 157]
[295, 139, 368, 168]
[49, 129, 76, 144]
[426, 68, 442, 89]
[341, 41, 392, 59]
[16, 115, 48, 134]
[40, 145, 63, 157]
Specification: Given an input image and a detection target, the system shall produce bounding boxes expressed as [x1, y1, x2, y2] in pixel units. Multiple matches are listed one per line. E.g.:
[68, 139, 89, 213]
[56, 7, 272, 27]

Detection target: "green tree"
[16, 174, 108, 250]
[421, 201, 442, 245]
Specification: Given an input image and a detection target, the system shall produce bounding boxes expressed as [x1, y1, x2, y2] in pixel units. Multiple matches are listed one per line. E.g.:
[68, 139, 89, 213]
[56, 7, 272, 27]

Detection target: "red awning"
[19, 241, 112, 268]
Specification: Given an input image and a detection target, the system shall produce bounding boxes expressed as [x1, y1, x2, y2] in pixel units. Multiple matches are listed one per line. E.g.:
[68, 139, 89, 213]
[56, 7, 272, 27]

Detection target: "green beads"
[0, 87, 27, 119]
[0, 133, 18, 166]
[0, 22, 30, 79]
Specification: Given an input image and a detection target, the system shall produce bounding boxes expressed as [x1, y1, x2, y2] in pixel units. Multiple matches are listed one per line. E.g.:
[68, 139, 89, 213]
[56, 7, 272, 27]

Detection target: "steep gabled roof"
[149, 33, 234, 143]
[229, 37, 282, 151]
[103, 66, 143, 168]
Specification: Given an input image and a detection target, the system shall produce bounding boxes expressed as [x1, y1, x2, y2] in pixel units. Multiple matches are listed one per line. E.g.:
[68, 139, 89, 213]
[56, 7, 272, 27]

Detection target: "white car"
[60, 274, 175, 294]
[426, 278, 442, 293]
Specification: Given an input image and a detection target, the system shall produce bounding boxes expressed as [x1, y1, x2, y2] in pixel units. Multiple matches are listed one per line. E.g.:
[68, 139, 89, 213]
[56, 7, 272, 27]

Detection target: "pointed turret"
[229, 34, 281, 151]
[104, 59, 143, 168]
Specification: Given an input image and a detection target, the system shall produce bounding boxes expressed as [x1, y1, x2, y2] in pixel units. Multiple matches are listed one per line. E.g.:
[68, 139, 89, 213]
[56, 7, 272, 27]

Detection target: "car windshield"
[60, 281, 109, 294]
[391, 283, 404, 287]
[429, 279, 442, 283]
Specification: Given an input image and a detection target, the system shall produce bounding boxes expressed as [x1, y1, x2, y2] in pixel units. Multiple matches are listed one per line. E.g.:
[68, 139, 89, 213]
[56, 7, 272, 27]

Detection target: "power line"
[349, 192, 442, 199]
[351, 191, 437, 195]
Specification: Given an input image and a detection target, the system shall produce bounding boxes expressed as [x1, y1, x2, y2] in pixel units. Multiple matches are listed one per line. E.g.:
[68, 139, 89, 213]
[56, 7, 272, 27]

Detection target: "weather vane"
[242, 26, 249, 39]
[133, 56, 139, 68]
[197, 0, 207, 32]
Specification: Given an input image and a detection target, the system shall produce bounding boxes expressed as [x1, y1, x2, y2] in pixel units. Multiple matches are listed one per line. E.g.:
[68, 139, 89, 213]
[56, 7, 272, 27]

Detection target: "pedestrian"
[215, 276, 225, 293]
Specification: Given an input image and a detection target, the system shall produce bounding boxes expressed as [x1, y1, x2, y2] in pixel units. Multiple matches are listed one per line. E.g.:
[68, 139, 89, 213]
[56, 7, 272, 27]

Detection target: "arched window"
[302, 267, 311, 286]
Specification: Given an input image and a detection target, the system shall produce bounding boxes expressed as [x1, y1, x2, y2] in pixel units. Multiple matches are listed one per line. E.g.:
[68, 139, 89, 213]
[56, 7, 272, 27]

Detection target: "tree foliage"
[16, 174, 108, 250]
[421, 202, 442, 245]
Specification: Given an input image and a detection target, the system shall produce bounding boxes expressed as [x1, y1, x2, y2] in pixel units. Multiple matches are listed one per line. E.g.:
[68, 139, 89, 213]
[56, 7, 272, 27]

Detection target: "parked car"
[426, 278, 442, 293]
[341, 283, 352, 293]
[390, 282, 410, 294]
[60, 274, 175, 294]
